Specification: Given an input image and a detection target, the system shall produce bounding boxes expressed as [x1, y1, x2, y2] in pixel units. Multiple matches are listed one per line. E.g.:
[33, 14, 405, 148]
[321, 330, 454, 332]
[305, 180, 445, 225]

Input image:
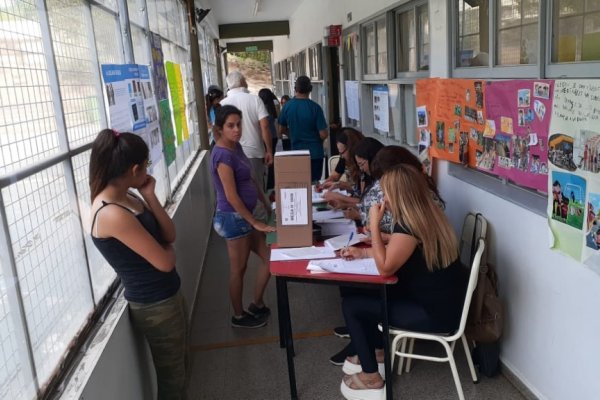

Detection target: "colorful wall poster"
[150, 34, 176, 167]
[548, 80, 600, 265]
[159, 99, 176, 166]
[372, 85, 389, 133]
[138, 65, 162, 170]
[548, 171, 586, 261]
[150, 33, 168, 101]
[101, 64, 147, 133]
[484, 80, 553, 192]
[165, 61, 189, 145]
[415, 79, 438, 173]
[101, 64, 164, 173]
[427, 79, 485, 165]
[345, 80, 360, 121]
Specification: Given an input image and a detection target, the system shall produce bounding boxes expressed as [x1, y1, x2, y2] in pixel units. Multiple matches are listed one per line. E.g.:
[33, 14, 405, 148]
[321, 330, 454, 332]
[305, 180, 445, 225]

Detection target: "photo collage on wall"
[546, 80, 600, 270]
[483, 80, 553, 192]
[417, 79, 484, 166]
[417, 78, 600, 269]
[416, 79, 553, 192]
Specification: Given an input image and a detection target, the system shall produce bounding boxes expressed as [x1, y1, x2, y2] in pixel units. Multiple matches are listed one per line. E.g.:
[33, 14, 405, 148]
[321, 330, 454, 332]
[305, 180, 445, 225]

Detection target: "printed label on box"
[280, 188, 308, 225]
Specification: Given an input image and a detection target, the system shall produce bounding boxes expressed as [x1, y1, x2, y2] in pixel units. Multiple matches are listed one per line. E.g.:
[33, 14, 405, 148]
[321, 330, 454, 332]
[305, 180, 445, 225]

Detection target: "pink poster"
[483, 80, 554, 192]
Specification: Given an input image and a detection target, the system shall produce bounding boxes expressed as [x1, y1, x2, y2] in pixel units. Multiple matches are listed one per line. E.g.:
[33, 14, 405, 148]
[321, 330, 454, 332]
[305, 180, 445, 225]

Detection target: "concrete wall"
[436, 160, 600, 400]
[62, 151, 215, 400]
[270, 0, 600, 399]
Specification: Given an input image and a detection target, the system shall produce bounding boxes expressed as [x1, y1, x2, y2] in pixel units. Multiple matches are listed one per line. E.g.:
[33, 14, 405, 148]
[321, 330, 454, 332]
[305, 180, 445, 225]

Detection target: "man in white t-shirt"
[220, 71, 273, 192]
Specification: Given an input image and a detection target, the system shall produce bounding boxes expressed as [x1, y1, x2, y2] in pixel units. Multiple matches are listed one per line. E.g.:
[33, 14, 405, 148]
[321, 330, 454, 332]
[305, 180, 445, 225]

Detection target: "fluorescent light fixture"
[253, 0, 260, 16]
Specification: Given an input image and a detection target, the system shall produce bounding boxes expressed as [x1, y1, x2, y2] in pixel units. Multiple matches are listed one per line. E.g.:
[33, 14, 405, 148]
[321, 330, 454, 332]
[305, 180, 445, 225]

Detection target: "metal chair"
[328, 155, 348, 182]
[385, 239, 485, 400]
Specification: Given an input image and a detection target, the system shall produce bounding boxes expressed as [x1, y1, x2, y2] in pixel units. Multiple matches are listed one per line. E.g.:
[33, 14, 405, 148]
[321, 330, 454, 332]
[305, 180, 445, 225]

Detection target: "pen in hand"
[342, 232, 354, 256]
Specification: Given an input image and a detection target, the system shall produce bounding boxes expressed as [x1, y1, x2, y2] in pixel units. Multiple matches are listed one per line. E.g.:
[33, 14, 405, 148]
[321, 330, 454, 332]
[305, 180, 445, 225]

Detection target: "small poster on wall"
[101, 64, 163, 173]
[345, 80, 360, 121]
[547, 79, 600, 272]
[101, 64, 147, 133]
[372, 85, 389, 133]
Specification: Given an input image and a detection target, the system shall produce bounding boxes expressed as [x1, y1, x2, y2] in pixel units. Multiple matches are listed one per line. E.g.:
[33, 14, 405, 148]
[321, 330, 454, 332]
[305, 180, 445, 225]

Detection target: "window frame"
[361, 14, 391, 80]
[308, 44, 322, 81]
[545, 0, 600, 78]
[451, 0, 543, 79]
[394, 0, 431, 79]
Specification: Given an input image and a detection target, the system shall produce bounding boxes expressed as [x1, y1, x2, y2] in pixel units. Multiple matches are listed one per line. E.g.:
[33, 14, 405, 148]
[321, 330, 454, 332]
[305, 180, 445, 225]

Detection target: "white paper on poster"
[101, 64, 147, 132]
[280, 188, 308, 225]
[416, 105, 428, 127]
[372, 85, 389, 133]
[138, 65, 162, 171]
[345, 81, 360, 121]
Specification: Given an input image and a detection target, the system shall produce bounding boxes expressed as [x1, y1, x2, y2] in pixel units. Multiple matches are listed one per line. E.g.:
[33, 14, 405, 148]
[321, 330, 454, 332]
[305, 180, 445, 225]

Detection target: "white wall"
[271, 0, 600, 398]
[272, 0, 410, 62]
[436, 160, 600, 400]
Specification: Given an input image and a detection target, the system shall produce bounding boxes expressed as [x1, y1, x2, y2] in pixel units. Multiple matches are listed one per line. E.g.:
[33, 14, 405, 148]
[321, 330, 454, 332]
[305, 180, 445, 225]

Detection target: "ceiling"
[202, 0, 301, 25]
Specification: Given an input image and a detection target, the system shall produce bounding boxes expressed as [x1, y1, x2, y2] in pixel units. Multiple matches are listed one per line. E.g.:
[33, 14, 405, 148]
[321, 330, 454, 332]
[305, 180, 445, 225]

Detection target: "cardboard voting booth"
[275, 151, 312, 247]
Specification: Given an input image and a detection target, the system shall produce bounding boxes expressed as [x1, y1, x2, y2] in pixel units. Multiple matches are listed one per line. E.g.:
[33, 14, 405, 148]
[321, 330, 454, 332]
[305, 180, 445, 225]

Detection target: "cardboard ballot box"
[274, 150, 313, 247]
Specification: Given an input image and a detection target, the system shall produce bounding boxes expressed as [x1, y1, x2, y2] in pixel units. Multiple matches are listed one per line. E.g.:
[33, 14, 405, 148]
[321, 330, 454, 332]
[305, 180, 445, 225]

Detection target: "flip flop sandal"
[340, 374, 385, 400]
[342, 359, 386, 379]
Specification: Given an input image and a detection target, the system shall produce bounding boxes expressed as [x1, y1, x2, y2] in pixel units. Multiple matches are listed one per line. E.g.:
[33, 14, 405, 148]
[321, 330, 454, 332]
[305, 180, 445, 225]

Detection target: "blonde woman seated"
[338, 164, 467, 400]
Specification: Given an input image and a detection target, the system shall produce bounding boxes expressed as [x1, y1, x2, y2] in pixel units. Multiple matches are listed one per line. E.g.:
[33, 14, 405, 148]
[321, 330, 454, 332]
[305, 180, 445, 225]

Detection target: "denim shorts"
[213, 210, 253, 240]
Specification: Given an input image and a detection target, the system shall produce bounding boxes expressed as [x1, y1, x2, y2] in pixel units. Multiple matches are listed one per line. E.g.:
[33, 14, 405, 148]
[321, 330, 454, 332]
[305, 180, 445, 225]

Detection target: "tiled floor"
[186, 231, 526, 400]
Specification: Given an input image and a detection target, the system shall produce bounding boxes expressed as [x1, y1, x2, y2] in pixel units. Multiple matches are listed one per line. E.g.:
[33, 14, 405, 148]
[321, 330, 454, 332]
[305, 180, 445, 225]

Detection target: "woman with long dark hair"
[211, 105, 276, 328]
[89, 129, 186, 399]
[319, 127, 364, 192]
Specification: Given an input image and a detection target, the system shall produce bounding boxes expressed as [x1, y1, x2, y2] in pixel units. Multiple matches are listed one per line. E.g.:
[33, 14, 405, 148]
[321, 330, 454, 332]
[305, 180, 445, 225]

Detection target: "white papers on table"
[311, 186, 349, 203]
[270, 246, 337, 261]
[324, 233, 368, 250]
[313, 209, 344, 220]
[314, 218, 356, 236]
[312, 189, 327, 203]
[307, 258, 380, 276]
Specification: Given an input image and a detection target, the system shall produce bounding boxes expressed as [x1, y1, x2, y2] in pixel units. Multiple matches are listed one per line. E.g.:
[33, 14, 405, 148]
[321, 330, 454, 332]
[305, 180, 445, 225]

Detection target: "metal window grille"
[0, 0, 203, 396]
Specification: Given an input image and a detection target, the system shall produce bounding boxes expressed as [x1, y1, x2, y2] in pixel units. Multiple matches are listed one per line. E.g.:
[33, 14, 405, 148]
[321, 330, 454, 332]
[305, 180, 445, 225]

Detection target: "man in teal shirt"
[278, 76, 329, 182]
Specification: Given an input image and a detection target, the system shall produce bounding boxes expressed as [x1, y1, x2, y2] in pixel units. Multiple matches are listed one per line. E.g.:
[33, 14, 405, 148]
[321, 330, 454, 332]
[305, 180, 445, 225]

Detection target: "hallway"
[185, 231, 528, 400]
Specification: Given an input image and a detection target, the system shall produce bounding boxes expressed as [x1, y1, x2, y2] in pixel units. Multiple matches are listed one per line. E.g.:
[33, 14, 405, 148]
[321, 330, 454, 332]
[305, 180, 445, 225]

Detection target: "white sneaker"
[342, 359, 386, 379]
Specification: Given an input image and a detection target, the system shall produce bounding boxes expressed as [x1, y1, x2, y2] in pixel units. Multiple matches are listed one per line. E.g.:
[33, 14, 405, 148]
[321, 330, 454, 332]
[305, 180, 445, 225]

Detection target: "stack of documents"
[314, 218, 356, 236]
[324, 233, 368, 250]
[307, 258, 380, 276]
[270, 246, 337, 261]
[311, 186, 349, 203]
[313, 209, 344, 220]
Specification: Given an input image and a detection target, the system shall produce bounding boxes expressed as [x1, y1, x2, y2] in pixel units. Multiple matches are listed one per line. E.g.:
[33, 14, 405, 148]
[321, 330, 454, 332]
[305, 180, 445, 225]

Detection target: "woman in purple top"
[211, 105, 276, 328]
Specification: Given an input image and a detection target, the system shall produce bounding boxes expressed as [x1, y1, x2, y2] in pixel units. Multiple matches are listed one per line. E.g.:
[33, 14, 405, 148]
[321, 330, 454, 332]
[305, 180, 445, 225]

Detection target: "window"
[456, 0, 489, 67]
[395, 1, 430, 75]
[0, 0, 203, 396]
[496, 0, 539, 65]
[362, 16, 388, 78]
[551, 0, 600, 63]
[343, 31, 359, 80]
[308, 45, 321, 80]
[453, 0, 544, 77]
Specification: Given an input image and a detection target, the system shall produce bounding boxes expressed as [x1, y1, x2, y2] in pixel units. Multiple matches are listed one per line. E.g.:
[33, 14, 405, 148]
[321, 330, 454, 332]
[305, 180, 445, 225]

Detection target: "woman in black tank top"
[89, 129, 186, 400]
